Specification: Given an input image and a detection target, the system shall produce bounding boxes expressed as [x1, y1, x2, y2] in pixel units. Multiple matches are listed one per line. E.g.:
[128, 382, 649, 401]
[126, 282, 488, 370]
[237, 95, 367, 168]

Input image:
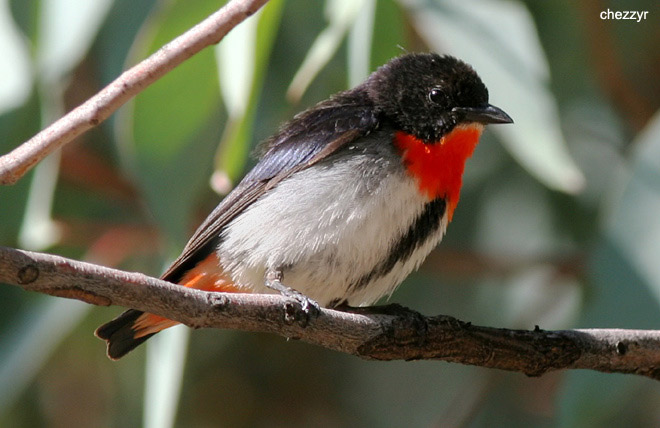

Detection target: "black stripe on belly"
[351, 197, 446, 290]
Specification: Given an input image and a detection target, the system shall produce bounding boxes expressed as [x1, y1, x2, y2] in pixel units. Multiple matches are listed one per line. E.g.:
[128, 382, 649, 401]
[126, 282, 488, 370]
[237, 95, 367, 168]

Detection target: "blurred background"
[1, 0, 659, 426]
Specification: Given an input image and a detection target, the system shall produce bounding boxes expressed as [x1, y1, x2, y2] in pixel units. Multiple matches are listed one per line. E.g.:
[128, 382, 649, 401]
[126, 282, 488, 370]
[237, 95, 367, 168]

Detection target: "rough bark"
[2, 246, 659, 379]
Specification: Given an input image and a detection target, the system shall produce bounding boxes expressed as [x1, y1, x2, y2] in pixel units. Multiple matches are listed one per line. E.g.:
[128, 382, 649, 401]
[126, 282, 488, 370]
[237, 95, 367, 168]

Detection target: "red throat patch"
[394, 124, 484, 221]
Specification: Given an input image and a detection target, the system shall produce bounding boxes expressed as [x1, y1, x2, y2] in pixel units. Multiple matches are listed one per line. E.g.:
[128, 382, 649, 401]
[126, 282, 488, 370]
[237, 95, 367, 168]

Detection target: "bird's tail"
[95, 253, 239, 360]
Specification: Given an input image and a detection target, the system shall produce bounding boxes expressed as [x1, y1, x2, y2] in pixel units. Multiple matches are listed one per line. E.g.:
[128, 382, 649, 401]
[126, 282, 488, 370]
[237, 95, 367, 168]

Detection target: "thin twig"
[0, 0, 270, 185]
[1, 246, 659, 379]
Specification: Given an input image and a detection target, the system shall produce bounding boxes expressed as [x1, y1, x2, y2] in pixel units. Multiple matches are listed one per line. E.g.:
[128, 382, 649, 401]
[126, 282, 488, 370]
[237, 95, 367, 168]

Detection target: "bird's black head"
[365, 53, 512, 142]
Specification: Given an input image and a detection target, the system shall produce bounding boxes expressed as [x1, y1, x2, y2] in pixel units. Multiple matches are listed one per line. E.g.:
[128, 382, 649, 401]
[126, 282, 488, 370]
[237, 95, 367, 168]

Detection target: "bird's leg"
[265, 268, 320, 316]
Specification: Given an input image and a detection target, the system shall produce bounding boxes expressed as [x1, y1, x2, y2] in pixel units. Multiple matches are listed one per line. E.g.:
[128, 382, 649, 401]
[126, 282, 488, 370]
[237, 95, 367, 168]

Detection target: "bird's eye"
[428, 87, 446, 104]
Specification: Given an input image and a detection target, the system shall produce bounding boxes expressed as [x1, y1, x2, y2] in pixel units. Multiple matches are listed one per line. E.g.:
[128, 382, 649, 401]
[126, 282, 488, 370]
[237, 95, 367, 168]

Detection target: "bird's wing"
[161, 91, 380, 282]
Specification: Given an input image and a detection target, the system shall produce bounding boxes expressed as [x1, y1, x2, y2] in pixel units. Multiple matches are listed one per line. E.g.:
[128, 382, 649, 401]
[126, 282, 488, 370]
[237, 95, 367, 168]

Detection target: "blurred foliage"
[1, 0, 659, 426]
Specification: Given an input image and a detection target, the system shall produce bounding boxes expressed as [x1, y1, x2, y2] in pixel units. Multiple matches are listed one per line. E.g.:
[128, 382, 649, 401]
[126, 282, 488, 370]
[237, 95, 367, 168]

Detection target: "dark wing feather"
[161, 88, 380, 283]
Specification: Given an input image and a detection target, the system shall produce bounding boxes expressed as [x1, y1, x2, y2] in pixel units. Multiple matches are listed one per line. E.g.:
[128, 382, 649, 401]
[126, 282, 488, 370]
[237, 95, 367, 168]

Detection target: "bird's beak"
[452, 104, 513, 125]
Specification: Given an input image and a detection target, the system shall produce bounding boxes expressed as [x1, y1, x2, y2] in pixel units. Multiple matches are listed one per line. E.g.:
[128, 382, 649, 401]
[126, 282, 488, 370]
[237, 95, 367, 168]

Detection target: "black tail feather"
[95, 309, 156, 360]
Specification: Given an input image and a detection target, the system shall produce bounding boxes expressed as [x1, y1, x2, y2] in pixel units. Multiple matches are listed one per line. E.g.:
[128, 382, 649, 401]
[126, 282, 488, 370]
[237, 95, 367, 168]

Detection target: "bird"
[96, 52, 513, 359]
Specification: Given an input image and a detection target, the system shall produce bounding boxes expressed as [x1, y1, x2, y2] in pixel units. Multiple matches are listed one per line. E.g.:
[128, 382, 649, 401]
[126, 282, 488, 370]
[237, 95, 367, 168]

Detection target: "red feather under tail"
[95, 253, 239, 360]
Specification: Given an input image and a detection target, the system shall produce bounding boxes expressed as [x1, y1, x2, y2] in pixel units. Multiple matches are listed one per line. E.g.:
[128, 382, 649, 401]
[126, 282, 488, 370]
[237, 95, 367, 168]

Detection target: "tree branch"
[1, 246, 659, 379]
[0, 0, 270, 185]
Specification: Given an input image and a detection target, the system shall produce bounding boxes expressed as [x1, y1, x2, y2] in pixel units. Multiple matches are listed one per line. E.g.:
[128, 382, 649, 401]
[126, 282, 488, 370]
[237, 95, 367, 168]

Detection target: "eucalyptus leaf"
[556, 112, 660, 425]
[0, 0, 32, 115]
[144, 327, 189, 428]
[116, 0, 223, 245]
[605, 111, 660, 302]
[405, 0, 585, 194]
[286, 0, 365, 102]
[216, 10, 258, 120]
[558, 240, 660, 426]
[0, 93, 40, 245]
[36, 0, 113, 82]
[0, 298, 89, 413]
[370, 0, 405, 70]
[347, 0, 375, 87]
[213, 0, 284, 185]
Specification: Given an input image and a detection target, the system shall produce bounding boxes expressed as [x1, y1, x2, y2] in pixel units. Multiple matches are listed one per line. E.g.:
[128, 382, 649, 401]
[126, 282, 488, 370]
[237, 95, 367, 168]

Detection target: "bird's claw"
[265, 269, 320, 322]
[281, 286, 321, 317]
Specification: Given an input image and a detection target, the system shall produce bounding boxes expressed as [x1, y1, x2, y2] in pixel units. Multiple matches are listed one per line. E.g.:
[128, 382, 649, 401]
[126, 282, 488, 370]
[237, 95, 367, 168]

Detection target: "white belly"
[216, 135, 448, 306]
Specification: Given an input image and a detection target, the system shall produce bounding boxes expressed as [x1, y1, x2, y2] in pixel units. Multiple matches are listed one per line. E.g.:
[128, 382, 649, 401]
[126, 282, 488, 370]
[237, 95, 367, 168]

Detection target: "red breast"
[394, 124, 484, 221]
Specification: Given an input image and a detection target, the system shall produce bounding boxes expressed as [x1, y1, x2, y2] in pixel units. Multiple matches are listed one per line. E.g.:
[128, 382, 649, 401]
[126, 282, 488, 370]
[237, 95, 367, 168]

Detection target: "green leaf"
[286, 0, 365, 102]
[558, 112, 660, 425]
[214, 0, 284, 185]
[558, 241, 660, 426]
[604, 111, 660, 302]
[117, 0, 224, 245]
[8, 0, 41, 54]
[36, 0, 113, 82]
[0, 93, 40, 245]
[347, 0, 375, 86]
[94, 0, 158, 86]
[0, 0, 32, 115]
[144, 328, 189, 428]
[18, 152, 61, 250]
[0, 299, 89, 413]
[370, 0, 405, 70]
